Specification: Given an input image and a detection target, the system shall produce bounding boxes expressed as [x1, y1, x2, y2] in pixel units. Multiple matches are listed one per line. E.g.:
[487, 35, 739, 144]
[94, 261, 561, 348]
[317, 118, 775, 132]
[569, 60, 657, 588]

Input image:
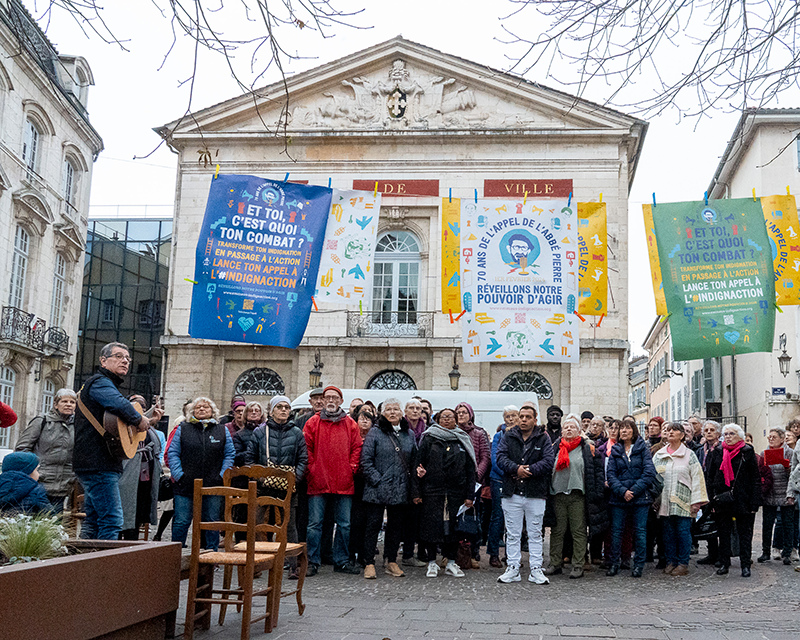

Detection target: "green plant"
[0, 514, 67, 564]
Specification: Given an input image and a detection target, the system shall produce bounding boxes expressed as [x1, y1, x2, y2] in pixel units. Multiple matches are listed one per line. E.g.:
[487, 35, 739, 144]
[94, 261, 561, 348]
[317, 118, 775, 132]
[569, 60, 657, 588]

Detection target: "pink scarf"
[721, 440, 746, 487]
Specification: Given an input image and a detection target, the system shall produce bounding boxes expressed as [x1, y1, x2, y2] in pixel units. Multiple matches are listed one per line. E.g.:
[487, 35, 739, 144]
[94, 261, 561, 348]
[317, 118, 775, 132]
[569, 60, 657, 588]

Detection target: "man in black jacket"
[73, 342, 157, 540]
[495, 405, 555, 584]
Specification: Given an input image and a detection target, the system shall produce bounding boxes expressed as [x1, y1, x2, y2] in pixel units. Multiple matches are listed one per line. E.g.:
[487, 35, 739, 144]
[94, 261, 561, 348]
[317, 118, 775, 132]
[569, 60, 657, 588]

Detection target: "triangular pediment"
[160, 37, 644, 136]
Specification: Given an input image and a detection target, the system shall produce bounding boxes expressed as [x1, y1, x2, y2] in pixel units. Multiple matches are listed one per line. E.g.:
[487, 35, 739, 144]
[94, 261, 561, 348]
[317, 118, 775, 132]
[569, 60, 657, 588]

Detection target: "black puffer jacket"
[545, 437, 609, 537]
[360, 416, 416, 505]
[245, 418, 308, 482]
[232, 421, 261, 467]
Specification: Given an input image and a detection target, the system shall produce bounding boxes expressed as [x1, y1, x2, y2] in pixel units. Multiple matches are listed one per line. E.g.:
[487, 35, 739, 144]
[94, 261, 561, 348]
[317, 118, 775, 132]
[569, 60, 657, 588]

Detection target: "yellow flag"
[577, 202, 607, 315]
[643, 203, 667, 315]
[441, 198, 462, 313]
[761, 194, 800, 305]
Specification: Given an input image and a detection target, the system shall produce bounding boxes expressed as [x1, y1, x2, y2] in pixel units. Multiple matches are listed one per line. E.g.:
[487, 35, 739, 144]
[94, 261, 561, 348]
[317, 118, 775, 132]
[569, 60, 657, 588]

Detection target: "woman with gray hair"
[15, 388, 77, 512]
[167, 396, 235, 550]
[705, 423, 759, 576]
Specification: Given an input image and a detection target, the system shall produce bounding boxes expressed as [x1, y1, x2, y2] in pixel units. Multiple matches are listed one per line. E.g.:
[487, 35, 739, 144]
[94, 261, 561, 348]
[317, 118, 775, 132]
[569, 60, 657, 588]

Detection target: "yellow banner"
[761, 194, 800, 305]
[577, 202, 607, 315]
[643, 203, 667, 315]
[441, 198, 462, 313]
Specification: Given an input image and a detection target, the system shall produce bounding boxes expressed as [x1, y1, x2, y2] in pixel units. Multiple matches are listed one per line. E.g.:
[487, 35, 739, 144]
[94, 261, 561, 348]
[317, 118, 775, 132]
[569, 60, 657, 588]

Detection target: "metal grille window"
[234, 368, 285, 396]
[41, 379, 55, 414]
[9, 226, 30, 309]
[499, 371, 553, 399]
[367, 369, 416, 390]
[0, 367, 14, 448]
[50, 254, 66, 328]
[372, 231, 420, 324]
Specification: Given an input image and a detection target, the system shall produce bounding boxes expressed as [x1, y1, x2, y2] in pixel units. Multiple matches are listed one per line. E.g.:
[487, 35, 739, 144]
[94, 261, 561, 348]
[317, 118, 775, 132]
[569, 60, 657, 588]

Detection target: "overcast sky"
[33, 0, 787, 353]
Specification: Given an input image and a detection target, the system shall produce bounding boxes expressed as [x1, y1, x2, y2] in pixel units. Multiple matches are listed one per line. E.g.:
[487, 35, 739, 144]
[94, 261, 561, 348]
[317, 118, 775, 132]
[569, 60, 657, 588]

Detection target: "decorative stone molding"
[12, 188, 53, 236]
[384, 206, 410, 229]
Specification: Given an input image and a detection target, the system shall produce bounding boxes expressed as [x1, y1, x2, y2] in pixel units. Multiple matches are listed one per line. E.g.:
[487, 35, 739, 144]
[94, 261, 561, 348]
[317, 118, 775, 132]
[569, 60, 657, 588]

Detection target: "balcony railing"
[1, 306, 46, 352]
[346, 311, 434, 338]
[45, 326, 70, 355]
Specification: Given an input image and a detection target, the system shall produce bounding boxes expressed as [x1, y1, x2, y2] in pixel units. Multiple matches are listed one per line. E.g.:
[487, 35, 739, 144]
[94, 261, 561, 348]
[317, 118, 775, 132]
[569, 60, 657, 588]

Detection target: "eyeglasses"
[273, 404, 291, 411]
[107, 353, 132, 362]
[322, 395, 340, 401]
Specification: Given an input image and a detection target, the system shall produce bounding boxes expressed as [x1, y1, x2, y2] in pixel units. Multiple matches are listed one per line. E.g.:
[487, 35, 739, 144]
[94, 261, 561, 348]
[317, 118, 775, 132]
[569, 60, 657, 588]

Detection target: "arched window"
[234, 368, 285, 396]
[367, 369, 416, 390]
[372, 231, 420, 325]
[22, 119, 40, 177]
[0, 367, 15, 448]
[499, 371, 553, 399]
[41, 378, 56, 414]
[9, 225, 30, 309]
[50, 253, 66, 327]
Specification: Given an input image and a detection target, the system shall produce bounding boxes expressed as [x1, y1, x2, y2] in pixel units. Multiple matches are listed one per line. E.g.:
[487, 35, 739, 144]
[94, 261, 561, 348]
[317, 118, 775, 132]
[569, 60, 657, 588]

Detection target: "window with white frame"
[41, 378, 55, 414]
[50, 254, 66, 328]
[22, 119, 40, 176]
[63, 157, 77, 207]
[102, 299, 115, 324]
[0, 367, 15, 448]
[9, 225, 30, 309]
[371, 231, 420, 324]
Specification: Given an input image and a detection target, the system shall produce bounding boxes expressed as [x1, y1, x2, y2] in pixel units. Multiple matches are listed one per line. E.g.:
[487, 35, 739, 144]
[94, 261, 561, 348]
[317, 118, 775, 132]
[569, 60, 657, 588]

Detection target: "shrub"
[0, 513, 68, 564]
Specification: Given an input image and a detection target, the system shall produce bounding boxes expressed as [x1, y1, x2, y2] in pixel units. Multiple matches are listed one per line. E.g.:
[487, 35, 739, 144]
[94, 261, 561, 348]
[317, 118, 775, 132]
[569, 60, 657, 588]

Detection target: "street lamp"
[778, 333, 792, 377]
[448, 350, 461, 391]
[309, 348, 324, 388]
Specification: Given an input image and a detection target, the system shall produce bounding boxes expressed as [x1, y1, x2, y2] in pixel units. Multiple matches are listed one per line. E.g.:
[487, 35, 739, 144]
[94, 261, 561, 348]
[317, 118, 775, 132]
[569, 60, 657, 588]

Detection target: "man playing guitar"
[74, 342, 162, 540]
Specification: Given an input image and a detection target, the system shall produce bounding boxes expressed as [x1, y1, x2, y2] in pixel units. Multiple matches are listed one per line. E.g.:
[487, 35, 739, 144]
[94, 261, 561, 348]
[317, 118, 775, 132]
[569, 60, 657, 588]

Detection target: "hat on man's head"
[309, 388, 324, 397]
[270, 395, 291, 411]
[581, 411, 594, 421]
[323, 385, 343, 399]
[547, 405, 563, 416]
[2, 451, 39, 475]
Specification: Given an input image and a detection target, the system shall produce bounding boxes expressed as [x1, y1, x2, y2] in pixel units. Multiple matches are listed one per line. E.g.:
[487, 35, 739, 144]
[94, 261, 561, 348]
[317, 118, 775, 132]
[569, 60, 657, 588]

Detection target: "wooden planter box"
[0, 540, 181, 640]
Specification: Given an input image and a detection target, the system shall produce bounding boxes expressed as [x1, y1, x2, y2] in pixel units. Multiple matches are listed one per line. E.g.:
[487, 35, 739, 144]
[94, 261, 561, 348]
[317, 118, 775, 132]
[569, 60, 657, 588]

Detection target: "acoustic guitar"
[102, 401, 147, 460]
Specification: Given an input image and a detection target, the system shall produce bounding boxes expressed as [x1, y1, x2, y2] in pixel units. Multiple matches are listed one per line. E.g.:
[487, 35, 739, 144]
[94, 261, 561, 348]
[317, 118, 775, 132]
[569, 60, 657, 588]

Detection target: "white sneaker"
[426, 561, 439, 578]
[445, 560, 465, 577]
[528, 567, 550, 585]
[497, 564, 521, 583]
[772, 547, 782, 560]
[791, 549, 799, 563]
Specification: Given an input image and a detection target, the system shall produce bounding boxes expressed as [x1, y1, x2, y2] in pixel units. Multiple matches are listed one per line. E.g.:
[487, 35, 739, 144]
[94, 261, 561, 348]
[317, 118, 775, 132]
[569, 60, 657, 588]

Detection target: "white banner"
[315, 189, 381, 306]
[460, 199, 579, 362]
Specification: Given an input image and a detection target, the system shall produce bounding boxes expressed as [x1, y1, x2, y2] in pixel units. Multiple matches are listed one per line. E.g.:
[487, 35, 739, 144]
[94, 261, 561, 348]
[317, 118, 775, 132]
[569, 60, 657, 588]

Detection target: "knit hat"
[309, 387, 324, 397]
[270, 395, 291, 411]
[323, 385, 343, 398]
[547, 405, 563, 416]
[0, 401, 17, 428]
[650, 416, 665, 426]
[231, 399, 247, 410]
[581, 411, 594, 420]
[2, 451, 39, 475]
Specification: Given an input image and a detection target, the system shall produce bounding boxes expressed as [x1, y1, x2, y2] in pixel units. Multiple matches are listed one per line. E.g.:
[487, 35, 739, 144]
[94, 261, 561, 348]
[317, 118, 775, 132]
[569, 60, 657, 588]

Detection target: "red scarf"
[556, 437, 583, 471]
[721, 440, 746, 487]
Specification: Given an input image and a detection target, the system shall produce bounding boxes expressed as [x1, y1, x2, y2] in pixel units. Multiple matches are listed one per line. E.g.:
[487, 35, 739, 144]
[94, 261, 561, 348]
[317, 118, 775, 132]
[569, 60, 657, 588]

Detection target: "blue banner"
[189, 175, 332, 348]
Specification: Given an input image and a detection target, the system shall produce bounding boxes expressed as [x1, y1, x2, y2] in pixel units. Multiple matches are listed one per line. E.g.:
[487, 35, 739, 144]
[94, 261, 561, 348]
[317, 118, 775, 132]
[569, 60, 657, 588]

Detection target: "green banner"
[652, 198, 775, 360]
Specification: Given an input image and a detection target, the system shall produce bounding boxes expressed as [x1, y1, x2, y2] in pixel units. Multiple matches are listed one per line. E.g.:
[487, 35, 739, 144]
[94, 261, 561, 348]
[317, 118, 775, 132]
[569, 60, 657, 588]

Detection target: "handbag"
[648, 472, 665, 511]
[158, 474, 174, 501]
[259, 462, 296, 493]
[455, 540, 473, 570]
[455, 507, 480, 537]
[692, 510, 718, 540]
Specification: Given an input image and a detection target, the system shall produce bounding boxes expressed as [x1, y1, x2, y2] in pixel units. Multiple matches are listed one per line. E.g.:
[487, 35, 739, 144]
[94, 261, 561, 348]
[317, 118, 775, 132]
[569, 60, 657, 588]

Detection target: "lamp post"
[309, 348, 324, 389]
[778, 333, 792, 377]
[448, 350, 461, 391]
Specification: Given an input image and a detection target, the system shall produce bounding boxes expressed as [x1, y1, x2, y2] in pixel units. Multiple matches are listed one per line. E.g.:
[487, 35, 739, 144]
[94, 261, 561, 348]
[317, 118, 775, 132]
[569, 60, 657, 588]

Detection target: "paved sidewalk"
[173, 552, 800, 640]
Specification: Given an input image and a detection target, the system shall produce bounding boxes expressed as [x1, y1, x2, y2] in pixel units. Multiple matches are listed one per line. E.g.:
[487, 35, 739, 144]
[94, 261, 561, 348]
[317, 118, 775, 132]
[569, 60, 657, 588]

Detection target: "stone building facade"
[157, 38, 645, 419]
[0, 0, 102, 449]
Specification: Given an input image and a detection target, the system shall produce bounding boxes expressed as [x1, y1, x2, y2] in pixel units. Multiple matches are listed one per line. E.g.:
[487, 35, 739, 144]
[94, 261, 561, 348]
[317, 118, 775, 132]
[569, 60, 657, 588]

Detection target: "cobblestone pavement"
[174, 542, 800, 640]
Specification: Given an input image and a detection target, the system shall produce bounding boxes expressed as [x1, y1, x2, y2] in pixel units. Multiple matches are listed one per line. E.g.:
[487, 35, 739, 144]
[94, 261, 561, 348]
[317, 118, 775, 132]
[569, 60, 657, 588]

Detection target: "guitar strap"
[76, 388, 108, 439]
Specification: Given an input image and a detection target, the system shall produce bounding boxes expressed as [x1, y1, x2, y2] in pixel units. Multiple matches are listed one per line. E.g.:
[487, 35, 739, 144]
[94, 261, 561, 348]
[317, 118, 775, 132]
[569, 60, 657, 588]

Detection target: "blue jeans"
[77, 471, 123, 540]
[610, 504, 648, 569]
[172, 493, 223, 550]
[486, 479, 505, 557]
[307, 494, 352, 566]
[661, 515, 692, 566]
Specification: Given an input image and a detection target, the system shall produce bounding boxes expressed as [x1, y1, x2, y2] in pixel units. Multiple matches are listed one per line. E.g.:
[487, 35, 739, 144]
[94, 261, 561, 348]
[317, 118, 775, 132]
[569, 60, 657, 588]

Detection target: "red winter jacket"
[304, 412, 362, 495]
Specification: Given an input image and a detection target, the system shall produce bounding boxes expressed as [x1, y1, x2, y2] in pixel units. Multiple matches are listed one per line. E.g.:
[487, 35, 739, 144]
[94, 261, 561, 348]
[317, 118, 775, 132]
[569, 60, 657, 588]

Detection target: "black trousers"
[349, 491, 368, 563]
[762, 505, 794, 558]
[402, 502, 423, 560]
[363, 503, 405, 565]
[717, 508, 755, 567]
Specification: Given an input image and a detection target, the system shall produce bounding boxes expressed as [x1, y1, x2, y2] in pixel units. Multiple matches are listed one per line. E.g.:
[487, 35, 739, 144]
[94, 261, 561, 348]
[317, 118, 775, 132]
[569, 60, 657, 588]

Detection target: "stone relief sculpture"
[287, 59, 532, 130]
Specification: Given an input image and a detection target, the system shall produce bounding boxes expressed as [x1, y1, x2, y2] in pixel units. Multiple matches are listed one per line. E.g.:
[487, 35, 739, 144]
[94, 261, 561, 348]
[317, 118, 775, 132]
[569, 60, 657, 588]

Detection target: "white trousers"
[501, 493, 546, 568]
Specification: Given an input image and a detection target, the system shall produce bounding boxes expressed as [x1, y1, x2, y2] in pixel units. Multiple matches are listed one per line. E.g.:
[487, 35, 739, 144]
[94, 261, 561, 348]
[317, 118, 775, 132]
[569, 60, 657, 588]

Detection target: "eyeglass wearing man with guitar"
[73, 342, 163, 540]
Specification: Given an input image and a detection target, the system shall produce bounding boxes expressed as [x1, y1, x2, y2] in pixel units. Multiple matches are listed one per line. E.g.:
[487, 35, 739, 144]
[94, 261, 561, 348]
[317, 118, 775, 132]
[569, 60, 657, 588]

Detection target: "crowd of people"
[2, 341, 800, 586]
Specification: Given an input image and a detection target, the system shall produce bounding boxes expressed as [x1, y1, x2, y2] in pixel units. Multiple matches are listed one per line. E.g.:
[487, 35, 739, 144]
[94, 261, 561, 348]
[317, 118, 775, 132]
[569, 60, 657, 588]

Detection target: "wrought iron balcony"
[45, 326, 70, 355]
[346, 311, 434, 338]
[1, 306, 46, 352]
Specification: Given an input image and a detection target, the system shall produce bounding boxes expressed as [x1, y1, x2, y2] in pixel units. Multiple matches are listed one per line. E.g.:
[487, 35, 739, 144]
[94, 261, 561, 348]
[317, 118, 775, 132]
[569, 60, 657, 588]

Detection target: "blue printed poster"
[189, 175, 332, 348]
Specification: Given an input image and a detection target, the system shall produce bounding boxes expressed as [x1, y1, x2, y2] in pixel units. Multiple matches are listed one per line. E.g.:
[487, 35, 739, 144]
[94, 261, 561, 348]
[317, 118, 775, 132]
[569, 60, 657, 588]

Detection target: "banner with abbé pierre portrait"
[651, 197, 776, 360]
[460, 199, 579, 363]
[189, 175, 331, 348]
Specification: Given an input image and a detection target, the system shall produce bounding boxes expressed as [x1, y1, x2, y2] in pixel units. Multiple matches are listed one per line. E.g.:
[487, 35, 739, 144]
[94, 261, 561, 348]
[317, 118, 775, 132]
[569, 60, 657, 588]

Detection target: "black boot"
[606, 564, 620, 576]
[715, 565, 729, 575]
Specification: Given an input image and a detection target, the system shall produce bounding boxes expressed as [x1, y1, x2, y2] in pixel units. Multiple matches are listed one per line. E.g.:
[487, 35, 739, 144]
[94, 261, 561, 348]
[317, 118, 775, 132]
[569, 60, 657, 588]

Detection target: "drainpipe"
[731, 355, 738, 419]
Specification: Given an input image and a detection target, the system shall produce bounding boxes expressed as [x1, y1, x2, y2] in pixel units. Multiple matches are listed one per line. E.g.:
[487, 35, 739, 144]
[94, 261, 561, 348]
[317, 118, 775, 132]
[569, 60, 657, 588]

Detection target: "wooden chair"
[220, 465, 307, 629]
[183, 478, 287, 640]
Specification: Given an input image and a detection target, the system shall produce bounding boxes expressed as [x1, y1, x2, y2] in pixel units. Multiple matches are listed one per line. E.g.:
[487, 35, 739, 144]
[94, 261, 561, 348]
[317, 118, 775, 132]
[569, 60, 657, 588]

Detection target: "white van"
[291, 389, 539, 437]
